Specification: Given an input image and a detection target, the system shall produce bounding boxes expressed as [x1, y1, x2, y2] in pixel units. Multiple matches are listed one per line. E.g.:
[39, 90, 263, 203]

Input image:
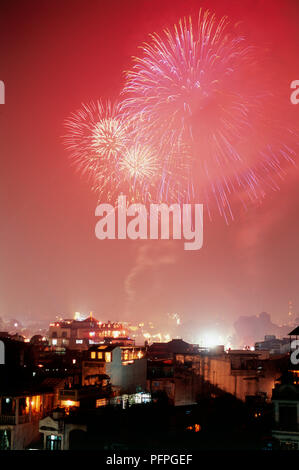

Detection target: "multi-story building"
[0, 387, 57, 449]
[147, 339, 202, 406]
[39, 408, 87, 450]
[146, 339, 288, 406]
[272, 372, 299, 449]
[271, 326, 299, 449]
[83, 344, 147, 394]
[255, 335, 291, 355]
[200, 348, 287, 403]
[48, 315, 133, 351]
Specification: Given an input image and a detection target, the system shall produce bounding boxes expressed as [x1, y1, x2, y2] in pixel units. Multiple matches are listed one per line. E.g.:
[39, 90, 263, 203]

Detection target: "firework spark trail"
[117, 142, 163, 204]
[120, 144, 158, 182]
[63, 10, 297, 221]
[122, 9, 296, 221]
[63, 100, 132, 202]
[63, 100, 166, 205]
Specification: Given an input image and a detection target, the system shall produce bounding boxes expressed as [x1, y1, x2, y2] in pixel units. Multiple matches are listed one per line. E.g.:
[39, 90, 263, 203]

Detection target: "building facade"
[49, 316, 133, 351]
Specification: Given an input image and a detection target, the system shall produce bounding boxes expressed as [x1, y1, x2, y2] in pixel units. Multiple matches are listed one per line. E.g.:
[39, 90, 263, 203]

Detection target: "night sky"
[0, 0, 298, 339]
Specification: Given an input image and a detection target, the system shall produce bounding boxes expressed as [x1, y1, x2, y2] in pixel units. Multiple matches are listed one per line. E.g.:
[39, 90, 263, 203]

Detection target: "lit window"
[91, 352, 96, 359]
[105, 352, 111, 362]
[97, 352, 103, 359]
[96, 398, 108, 407]
[76, 339, 83, 344]
[52, 339, 57, 346]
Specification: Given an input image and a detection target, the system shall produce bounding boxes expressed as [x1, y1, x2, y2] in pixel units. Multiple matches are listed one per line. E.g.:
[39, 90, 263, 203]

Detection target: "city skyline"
[0, 0, 299, 331]
[1, 0, 299, 454]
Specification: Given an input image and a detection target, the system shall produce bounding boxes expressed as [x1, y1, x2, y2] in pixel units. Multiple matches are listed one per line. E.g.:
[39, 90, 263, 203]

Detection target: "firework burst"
[63, 100, 132, 202]
[122, 9, 296, 221]
[122, 11, 256, 147]
[117, 143, 165, 204]
[63, 10, 296, 220]
[91, 116, 128, 160]
[120, 144, 158, 182]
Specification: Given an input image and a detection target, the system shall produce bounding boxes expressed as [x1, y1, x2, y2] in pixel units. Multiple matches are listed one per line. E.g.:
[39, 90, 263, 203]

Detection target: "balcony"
[59, 386, 110, 403]
[0, 414, 30, 425]
[273, 423, 299, 434]
[60, 389, 78, 400]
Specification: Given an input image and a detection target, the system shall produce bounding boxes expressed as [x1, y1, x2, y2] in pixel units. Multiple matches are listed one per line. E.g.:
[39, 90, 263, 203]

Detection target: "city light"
[199, 331, 223, 348]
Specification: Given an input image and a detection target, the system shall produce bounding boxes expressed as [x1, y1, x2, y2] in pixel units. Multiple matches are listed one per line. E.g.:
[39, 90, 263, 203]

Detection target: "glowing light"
[105, 352, 112, 362]
[200, 332, 223, 348]
[74, 312, 81, 320]
[61, 400, 79, 407]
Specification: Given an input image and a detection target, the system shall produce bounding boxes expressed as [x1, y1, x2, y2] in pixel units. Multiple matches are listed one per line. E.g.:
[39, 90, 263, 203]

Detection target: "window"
[279, 405, 297, 427]
[46, 435, 62, 451]
[105, 352, 111, 362]
[281, 441, 298, 450]
[96, 398, 108, 407]
[52, 339, 57, 346]
[97, 352, 103, 359]
[76, 339, 83, 344]
[90, 352, 96, 359]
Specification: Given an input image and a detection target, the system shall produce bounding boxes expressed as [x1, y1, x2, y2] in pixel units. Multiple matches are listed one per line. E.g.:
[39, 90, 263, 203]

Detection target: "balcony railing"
[0, 415, 15, 424]
[0, 414, 30, 425]
[273, 423, 299, 433]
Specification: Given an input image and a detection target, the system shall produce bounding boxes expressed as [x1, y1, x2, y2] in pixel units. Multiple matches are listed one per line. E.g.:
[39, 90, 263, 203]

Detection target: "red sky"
[0, 0, 298, 334]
